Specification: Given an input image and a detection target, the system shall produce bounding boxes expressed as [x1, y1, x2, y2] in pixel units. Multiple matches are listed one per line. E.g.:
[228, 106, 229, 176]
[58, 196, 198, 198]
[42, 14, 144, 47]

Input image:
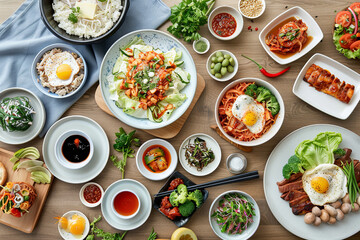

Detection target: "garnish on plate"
[184, 137, 215, 171]
[241, 54, 290, 78]
[0, 96, 35, 132]
[68, 7, 80, 24]
[147, 228, 157, 240]
[110, 127, 140, 179]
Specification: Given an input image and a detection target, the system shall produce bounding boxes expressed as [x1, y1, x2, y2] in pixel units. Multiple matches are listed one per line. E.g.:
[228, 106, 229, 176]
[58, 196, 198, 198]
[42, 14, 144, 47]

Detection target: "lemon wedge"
[171, 228, 198, 240]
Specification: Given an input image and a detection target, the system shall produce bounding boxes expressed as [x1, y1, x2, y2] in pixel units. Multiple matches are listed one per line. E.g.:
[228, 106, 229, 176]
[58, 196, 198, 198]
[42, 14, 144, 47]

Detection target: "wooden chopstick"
[154, 170, 259, 198]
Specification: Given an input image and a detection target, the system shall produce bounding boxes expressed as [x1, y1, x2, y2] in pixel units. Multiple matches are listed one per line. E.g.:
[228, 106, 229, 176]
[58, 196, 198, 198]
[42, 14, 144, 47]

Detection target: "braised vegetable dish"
[143, 145, 171, 173]
[184, 137, 215, 171]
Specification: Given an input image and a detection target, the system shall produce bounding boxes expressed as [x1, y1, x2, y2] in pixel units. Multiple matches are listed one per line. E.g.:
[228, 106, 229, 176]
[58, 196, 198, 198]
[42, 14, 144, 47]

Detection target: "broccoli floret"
[187, 190, 203, 208]
[178, 201, 195, 217]
[245, 84, 258, 98]
[266, 95, 280, 116]
[169, 184, 188, 206]
[256, 86, 272, 102]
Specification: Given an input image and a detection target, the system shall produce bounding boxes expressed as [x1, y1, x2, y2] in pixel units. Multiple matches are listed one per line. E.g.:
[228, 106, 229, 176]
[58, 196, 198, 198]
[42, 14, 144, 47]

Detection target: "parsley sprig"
[68, 7, 80, 24]
[110, 127, 140, 179]
[147, 228, 157, 240]
[167, 0, 216, 42]
[86, 216, 127, 240]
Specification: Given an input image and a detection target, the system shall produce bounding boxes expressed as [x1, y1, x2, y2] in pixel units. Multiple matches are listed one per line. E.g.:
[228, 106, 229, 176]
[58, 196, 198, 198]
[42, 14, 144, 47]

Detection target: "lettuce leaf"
[116, 93, 147, 118]
[333, 25, 360, 59]
[295, 132, 342, 171]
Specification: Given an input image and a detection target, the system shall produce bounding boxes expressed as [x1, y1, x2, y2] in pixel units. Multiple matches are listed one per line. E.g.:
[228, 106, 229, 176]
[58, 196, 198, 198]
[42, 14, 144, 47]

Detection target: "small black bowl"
[39, 0, 130, 44]
[153, 171, 209, 227]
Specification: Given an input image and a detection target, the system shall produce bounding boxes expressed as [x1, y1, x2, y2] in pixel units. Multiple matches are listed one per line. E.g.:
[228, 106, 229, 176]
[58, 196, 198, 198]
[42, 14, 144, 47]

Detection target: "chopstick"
[154, 170, 259, 198]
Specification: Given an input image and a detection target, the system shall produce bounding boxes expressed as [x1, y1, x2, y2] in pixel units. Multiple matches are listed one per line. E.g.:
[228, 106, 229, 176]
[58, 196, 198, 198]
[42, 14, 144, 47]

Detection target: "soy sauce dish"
[54, 130, 94, 169]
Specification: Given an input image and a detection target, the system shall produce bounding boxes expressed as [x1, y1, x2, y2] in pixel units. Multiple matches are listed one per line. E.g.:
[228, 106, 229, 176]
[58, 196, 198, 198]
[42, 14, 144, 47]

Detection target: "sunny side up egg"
[58, 214, 86, 238]
[44, 51, 80, 87]
[302, 163, 347, 206]
[231, 95, 265, 134]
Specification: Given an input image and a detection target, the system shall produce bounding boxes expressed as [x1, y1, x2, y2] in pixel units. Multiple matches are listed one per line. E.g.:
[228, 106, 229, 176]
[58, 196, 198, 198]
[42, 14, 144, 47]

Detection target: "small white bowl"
[238, 0, 266, 19]
[111, 189, 141, 219]
[209, 190, 260, 240]
[208, 6, 244, 41]
[58, 210, 90, 240]
[79, 182, 104, 208]
[193, 37, 211, 54]
[214, 78, 285, 147]
[206, 50, 238, 82]
[54, 130, 94, 170]
[136, 139, 177, 181]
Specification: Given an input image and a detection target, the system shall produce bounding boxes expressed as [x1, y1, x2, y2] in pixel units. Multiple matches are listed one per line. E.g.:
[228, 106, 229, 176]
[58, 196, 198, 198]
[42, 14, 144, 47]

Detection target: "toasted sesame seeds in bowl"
[238, 0, 266, 19]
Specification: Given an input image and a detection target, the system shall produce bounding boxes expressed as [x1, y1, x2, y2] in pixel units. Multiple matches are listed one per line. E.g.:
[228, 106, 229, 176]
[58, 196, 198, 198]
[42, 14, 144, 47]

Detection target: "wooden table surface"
[0, 0, 359, 239]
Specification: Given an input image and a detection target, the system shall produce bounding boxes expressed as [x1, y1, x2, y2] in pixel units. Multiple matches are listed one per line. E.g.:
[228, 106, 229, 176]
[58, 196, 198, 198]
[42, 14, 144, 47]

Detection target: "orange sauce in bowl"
[113, 191, 139, 216]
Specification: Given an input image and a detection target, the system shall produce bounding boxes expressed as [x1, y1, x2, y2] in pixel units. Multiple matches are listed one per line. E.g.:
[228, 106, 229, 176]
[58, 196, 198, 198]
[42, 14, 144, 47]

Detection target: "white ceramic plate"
[259, 6, 323, 65]
[99, 29, 197, 130]
[264, 124, 360, 240]
[179, 133, 221, 176]
[58, 210, 90, 240]
[136, 139, 177, 181]
[293, 53, 360, 120]
[214, 78, 285, 147]
[209, 190, 260, 240]
[43, 116, 109, 184]
[101, 179, 151, 231]
[0, 87, 46, 145]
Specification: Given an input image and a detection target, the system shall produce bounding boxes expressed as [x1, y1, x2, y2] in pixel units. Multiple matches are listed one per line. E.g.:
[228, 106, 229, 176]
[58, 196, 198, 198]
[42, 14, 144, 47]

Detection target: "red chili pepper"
[241, 54, 290, 78]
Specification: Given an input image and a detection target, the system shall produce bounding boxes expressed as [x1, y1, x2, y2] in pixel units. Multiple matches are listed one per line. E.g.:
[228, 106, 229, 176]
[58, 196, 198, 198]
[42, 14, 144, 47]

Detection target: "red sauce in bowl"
[83, 184, 102, 204]
[113, 191, 139, 216]
[212, 13, 237, 37]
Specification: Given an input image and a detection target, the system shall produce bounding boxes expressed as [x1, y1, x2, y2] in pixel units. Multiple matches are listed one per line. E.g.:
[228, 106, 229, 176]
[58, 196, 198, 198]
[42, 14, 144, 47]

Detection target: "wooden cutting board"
[95, 74, 205, 139]
[0, 148, 53, 233]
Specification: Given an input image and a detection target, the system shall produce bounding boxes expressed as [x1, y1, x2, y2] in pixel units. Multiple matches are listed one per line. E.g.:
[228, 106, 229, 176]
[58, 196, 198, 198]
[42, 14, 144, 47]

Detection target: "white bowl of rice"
[238, 0, 266, 19]
[40, 0, 130, 44]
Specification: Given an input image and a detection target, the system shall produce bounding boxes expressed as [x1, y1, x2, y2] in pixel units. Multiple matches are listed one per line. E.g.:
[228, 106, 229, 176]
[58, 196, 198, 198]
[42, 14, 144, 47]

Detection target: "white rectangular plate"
[293, 53, 360, 120]
[259, 6, 323, 65]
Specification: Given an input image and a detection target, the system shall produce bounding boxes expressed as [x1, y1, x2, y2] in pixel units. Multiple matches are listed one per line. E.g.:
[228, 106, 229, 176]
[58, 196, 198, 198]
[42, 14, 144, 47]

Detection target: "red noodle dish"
[218, 82, 280, 142]
[266, 17, 311, 56]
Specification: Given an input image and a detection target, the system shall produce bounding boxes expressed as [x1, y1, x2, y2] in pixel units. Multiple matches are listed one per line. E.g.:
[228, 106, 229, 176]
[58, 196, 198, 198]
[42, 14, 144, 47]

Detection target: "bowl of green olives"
[206, 50, 238, 81]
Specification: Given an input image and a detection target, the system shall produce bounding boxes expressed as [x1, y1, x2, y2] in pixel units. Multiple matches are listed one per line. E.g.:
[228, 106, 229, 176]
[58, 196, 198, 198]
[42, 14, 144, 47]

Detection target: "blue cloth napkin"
[0, 0, 171, 137]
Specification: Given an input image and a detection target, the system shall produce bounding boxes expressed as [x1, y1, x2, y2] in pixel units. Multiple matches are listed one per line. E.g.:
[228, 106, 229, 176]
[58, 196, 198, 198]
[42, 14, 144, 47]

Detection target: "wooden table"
[0, 0, 359, 239]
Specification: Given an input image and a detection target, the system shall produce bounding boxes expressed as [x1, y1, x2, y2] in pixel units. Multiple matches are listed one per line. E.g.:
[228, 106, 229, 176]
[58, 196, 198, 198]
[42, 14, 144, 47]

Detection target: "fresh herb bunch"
[147, 228, 157, 240]
[86, 215, 127, 240]
[342, 160, 360, 207]
[68, 7, 80, 24]
[167, 0, 216, 42]
[111, 127, 140, 179]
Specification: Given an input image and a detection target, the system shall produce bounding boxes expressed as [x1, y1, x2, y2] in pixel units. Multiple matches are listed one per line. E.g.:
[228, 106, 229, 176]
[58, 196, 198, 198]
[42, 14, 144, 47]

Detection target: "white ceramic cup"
[54, 130, 94, 169]
[111, 189, 141, 219]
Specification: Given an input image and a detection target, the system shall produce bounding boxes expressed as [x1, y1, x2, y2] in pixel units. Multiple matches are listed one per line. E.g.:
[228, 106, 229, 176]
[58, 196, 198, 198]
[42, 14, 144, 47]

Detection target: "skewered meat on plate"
[303, 64, 355, 103]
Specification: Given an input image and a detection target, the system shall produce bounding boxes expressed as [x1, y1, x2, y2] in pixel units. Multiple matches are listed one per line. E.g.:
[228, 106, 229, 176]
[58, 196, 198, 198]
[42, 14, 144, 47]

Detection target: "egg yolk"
[242, 111, 258, 126]
[56, 64, 72, 80]
[57, 217, 68, 230]
[68, 215, 86, 236]
[311, 176, 329, 193]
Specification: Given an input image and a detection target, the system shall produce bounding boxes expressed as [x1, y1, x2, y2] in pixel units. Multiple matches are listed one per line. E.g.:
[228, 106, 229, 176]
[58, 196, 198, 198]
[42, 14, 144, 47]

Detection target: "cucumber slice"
[16, 160, 43, 170]
[112, 57, 123, 74]
[115, 72, 126, 79]
[13, 147, 40, 161]
[119, 48, 133, 57]
[31, 171, 51, 184]
[175, 50, 182, 60]
[174, 60, 184, 67]
[144, 155, 156, 165]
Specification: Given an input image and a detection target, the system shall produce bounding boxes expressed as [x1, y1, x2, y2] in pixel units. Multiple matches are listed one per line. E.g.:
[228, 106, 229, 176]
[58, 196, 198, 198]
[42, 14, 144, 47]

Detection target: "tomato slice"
[350, 40, 360, 51]
[339, 34, 357, 48]
[335, 11, 352, 28]
[350, 2, 360, 15]
[10, 208, 21, 218]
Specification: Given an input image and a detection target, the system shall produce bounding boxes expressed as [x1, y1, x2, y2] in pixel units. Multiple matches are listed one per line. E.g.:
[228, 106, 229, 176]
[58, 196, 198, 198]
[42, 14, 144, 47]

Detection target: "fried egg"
[58, 214, 86, 238]
[232, 95, 265, 134]
[302, 163, 347, 206]
[44, 51, 80, 87]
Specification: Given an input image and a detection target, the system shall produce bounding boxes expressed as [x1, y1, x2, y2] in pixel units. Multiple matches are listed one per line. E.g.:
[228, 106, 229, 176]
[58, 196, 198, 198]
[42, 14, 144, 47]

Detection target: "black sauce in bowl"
[62, 135, 90, 163]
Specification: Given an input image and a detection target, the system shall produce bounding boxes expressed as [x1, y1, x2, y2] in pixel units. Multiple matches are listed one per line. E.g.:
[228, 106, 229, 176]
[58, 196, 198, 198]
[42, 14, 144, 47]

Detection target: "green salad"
[108, 37, 190, 123]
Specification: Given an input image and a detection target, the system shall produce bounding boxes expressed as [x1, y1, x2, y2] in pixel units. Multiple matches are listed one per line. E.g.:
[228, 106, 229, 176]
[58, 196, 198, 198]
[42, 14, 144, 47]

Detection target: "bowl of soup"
[54, 130, 94, 169]
[136, 139, 177, 181]
[111, 189, 140, 219]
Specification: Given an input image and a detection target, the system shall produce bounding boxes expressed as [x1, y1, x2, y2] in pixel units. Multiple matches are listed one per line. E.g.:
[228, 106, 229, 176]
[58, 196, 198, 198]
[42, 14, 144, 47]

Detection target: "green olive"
[227, 65, 234, 73]
[210, 62, 215, 69]
[214, 63, 222, 73]
[217, 56, 224, 63]
[210, 69, 215, 75]
[224, 54, 231, 59]
[211, 56, 217, 63]
[221, 67, 227, 76]
[215, 51, 223, 58]
[215, 73, 222, 78]
[229, 57, 235, 67]
[222, 59, 229, 67]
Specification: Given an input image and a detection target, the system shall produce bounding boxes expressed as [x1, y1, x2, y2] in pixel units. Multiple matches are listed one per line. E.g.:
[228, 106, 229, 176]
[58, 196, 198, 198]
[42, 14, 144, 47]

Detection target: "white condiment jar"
[226, 153, 247, 174]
